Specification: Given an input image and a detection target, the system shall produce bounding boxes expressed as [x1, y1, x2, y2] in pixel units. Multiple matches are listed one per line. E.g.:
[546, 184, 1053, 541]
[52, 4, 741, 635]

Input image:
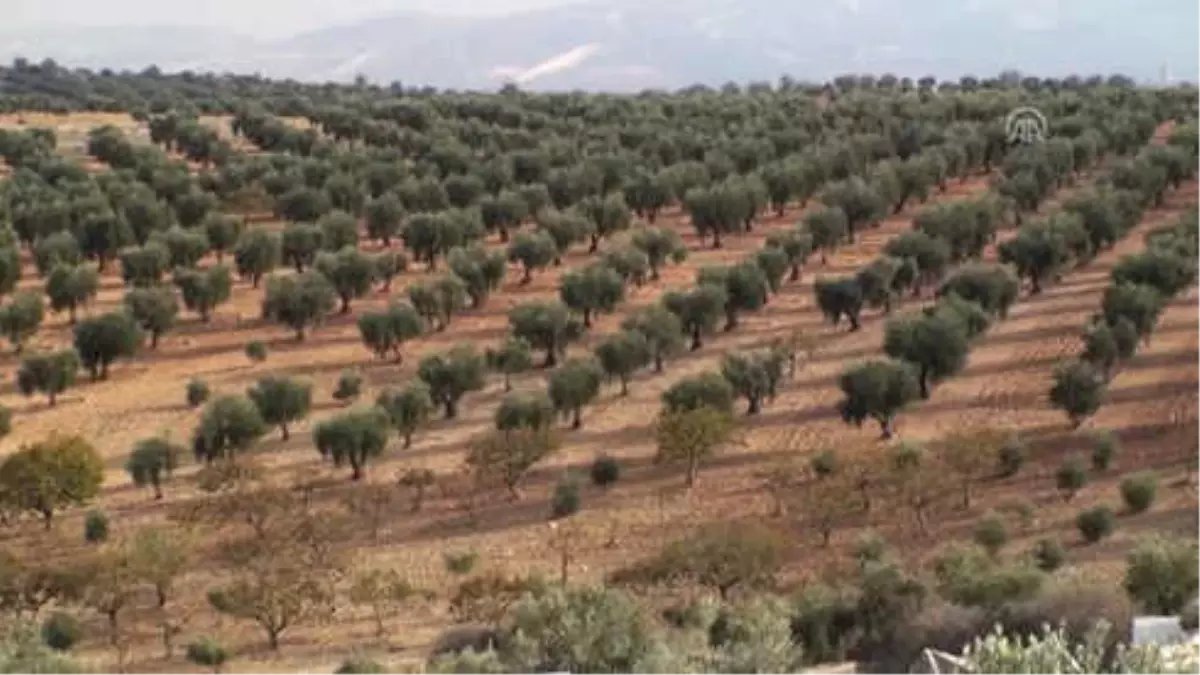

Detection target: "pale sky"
[9, 0, 588, 38]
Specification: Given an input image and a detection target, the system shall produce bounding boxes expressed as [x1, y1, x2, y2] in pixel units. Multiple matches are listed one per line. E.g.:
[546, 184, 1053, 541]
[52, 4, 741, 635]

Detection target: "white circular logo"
[1005, 106, 1048, 146]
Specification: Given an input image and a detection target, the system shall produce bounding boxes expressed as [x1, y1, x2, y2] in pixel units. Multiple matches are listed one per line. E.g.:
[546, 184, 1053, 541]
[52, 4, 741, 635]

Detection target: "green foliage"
[932, 544, 1043, 609]
[1102, 282, 1165, 343]
[315, 246, 375, 313]
[485, 337, 533, 392]
[0, 291, 44, 354]
[83, 509, 109, 544]
[0, 435, 104, 527]
[185, 637, 229, 673]
[417, 344, 486, 419]
[507, 230, 557, 284]
[997, 435, 1025, 478]
[958, 621, 1196, 674]
[1120, 471, 1158, 514]
[1050, 360, 1107, 427]
[837, 359, 920, 438]
[938, 264, 1020, 319]
[314, 406, 391, 480]
[1123, 538, 1199, 615]
[0, 405, 11, 439]
[662, 371, 735, 414]
[805, 206, 850, 262]
[39, 612, 81, 652]
[548, 357, 604, 429]
[45, 264, 99, 324]
[125, 435, 180, 499]
[123, 285, 178, 347]
[883, 306, 970, 398]
[233, 228, 279, 288]
[0, 622, 85, 672]
[119, 241, 171, 288]
[1076, 506, 1115, 543]
[376, 382, 434, 448]
[448, 243, 506, 308]
[443, 550, 480, 576]
[280, 222, 324, 272]
[465, 428, 561, 499]
[244, 340, 268, 363]
[16, 349, 80, 406]
[662, 283, 726, 350]
[631, 225, 688, 280]
[246, 376, 312, 441]
[1031, 538, 1066, 572]
[407, 275, 468, 332]
[972, 514, 1009, 556]
[560, 263, 625, 328]
[813, 277, 864, 331]
[155, 225, 210, 268]
[698, 262, 770, 330]
[192, 395, 267, 463]
[333, 369, 364, 403]
[654, 406, 736, 488]
[1091, 430, 1119, 471]
[1056, 458, 1088, 500]
[261, 271, 337, 340]
[610, 522, 785, 598]
[593, 330, 651, 396]
[720, 348, 786, 415]
[550, 473, 583, 519]
[590, 454, 620, 488]
[488, 389, 549, 434]
[357, 301, 424, 361]
[335, 657, 386, 674]
[508, 301, 584, 368]
[72, 310, 142, 380]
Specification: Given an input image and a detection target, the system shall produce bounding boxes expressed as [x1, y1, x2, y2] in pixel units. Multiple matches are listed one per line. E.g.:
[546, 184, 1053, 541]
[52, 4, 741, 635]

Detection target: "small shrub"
[83, 510, 108, 544]
[1120, 471, 1158, 514]
[443, 549, 480, 576]
[1091, 430, 1119, 471]
[335, 657, 386, 674]
[40, 612, 82, 652]
[1123, 537, 1199, 615]
[186, 637, 229, 673]
[1076, 506, 1115, 544]
[244, 340, 268, 363]
[333, 369, 364, 403]
[186, 378, 210, 408]
[811, 449, 839, 478]
[997, 435, 1025, 478]
[973, 513, 1008, 557]
[589, 454, 620, 487]
[1000, 501, 1035, 531]
[1032, 539, 1066, 572]
[1055, 458, 1088, 501]
[550, 474, 582, 519]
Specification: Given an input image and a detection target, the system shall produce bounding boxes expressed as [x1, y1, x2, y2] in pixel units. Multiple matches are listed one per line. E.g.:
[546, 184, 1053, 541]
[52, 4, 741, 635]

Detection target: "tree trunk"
[848, 312, 861, 332]
[724, 309, 738, 332]
[153, 482, 163, 500]
[918, 368, 930, 399]
[504, 373, 512, 392]
[685, 453, 698, 488]
[48, 392, 57, 407]
[151, 331, 160, 349]
[571, 408, 582, 430]
[690, 327, 703, 351]
[267, 627, 280, 651]
[790, 264, 801, 281]
[582, 309, 592, 328]
[544, 348, 557, 368]
[747, 396, 761, 415]
[521, 268, 532, 284]
[654, 354, 664, 373]
[444, 400, 458, 419]
[589, 235, 600, 253]
[619, 377, 628, 396]
[403, 432, 413, 449]
[281, 423, 290, 441]
[879, 417, 894, 440]
[340, 295, 351, 313]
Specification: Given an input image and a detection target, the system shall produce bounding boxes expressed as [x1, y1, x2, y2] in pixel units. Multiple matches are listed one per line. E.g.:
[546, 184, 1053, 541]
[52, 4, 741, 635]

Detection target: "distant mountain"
[2, 0, 1196, 90]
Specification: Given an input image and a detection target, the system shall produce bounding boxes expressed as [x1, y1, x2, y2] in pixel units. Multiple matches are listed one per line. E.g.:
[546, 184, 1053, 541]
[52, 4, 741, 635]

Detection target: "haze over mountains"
[4, 0, 1196, 90]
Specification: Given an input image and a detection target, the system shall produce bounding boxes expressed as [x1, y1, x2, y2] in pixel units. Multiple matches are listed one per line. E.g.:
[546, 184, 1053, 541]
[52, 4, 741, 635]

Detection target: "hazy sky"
[10, 0, 586, 37]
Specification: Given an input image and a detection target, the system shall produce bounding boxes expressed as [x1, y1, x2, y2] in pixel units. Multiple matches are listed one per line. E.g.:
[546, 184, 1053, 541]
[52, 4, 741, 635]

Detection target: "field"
[0, 98, 1196, 674]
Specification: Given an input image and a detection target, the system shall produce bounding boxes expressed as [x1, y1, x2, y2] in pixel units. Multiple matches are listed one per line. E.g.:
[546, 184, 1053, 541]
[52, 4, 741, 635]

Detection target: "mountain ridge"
[1, 0, 1195, 90]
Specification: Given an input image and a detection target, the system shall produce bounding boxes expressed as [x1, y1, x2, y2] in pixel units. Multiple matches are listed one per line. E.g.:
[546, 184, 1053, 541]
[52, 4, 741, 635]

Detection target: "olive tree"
[654, 407, 737, 488]
[448, 243, 506, 308]
[508, 301, 585, 368]
[246, 376, 312, 441]
[280, 223, 324, 272]
[119, 242, 170, 288]
[630, 226, 687, 281]
[0, 291, 44, 353]
[814, 277, 864, 331]
[621, 304, 685, 372]
[883, 307, 971, 398]
[173, 265, 232, 322]
[593, 330, 652, 396]
[485, 336, 534, 392]
[123, 286, 178, 348]
[155, 226, 210, 269]
[45, 264, 99, 324]
[495, 391, 555, 432]
[315, 246, 375, 313]
[698, 263, 770, 331]
[261, 271, 336, 340]
[662, 372, 735, 414]
[764, 227, 814, 281]
[0, 435, 103, 528]
[938, 264, 1020, 319]
[837, 359, 920, 438]
[1049, 360, 1107, 428]
[507, 230, 557, 284]
[376, 382, 434, 448]
[16, 349, 80, 407]
[721, 349, 787, 415]
[364, 194, 404, 247]
[233, 229, 279, 288]
[357, 301, 424, 362]
[125, 437, 181, 499]
[73, 310, 142, 380]
[535, 208, 593, 265]
[417, 344, 486, 419]
[560, 263, 625, 328]
[192, 395, 267, 463]
[313, 407, 390, 480]
[548, 357, 604, 429]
